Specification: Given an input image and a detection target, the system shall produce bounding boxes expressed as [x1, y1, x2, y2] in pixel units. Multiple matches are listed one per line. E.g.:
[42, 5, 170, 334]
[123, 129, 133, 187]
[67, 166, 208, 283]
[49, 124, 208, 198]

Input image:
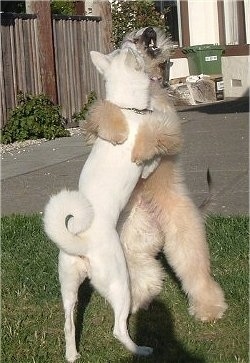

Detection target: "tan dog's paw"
[189, 301, 228, 322]
[99, 123, 128, 145]
[132, 125, 157, 164]
[132, 142, 155, 164]
[189, 281, 228, 322]
[86, 100, 129, 145]
[131, 147, 143, 164]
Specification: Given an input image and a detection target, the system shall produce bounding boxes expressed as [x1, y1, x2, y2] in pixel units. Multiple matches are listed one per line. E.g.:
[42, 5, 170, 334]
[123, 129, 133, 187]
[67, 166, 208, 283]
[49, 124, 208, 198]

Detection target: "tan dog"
[82, 27, 227, 322]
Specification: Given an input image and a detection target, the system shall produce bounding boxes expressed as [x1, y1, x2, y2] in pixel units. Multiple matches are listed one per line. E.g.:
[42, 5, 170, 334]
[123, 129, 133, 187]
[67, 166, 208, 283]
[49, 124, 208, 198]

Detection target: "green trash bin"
[182, 44, 225, 75]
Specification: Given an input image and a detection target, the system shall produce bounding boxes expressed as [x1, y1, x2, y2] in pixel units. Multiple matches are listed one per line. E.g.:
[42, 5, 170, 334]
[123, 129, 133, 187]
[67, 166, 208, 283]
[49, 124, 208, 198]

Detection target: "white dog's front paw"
[136, 345, 153, 356]
[66, 352, 81, 363]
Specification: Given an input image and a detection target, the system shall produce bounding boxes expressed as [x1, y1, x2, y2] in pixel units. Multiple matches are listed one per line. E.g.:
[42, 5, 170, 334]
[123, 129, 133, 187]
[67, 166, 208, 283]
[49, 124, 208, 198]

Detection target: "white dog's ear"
[90, 51, 110, 74]
[124, 48, 144, 71]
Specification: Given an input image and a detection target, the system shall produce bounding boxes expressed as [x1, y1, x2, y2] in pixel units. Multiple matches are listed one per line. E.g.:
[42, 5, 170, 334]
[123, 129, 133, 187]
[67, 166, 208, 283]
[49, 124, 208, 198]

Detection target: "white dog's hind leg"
[111, 284, 153, 356]
[63, 296, 80, 363]
[89, 227, 153, 356]
[59, 251, 90, 362]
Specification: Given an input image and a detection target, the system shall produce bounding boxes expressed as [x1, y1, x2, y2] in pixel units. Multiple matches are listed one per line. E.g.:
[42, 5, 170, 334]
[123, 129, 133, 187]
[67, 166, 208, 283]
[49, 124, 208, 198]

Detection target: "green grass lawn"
[1, 214, 248, 363]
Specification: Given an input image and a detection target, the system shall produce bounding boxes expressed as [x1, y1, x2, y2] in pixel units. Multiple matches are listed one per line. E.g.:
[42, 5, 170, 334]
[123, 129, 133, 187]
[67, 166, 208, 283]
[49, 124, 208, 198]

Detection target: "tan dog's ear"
[124, 48, 144, 71]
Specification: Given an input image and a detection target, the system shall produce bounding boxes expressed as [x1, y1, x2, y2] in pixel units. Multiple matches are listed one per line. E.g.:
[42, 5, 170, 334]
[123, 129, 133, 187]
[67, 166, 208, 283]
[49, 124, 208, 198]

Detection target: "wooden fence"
[0, 13, 106, 128]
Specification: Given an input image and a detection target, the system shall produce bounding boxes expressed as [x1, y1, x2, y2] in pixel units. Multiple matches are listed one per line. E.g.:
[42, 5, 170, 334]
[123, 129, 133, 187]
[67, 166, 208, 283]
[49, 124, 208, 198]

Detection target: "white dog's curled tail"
[43, 190, 94, 256]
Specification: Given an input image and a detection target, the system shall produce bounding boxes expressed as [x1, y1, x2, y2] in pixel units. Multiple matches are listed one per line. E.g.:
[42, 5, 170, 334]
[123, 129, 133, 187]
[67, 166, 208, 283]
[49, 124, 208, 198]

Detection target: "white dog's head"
[90, 48, 150, 109]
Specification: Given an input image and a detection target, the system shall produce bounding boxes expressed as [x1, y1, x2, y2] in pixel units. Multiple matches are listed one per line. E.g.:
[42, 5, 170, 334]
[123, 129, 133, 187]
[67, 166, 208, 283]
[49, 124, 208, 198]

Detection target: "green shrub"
[50, 0, 75, 15]
[112, 0, 169, 48]
[72, 91, 97, 123]
[1, 92, 70, 144]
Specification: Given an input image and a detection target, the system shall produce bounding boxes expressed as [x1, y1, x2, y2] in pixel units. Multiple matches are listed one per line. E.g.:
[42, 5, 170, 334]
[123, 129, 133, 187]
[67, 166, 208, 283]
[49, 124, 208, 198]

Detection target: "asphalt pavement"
[1, 97, 249, 216]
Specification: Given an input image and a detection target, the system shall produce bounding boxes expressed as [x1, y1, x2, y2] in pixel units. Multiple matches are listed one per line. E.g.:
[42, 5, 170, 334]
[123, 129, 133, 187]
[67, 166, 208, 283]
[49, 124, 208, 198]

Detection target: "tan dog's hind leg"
[161, 193, 228, 322]
[118, 200, 165, 313]
[130, 160, 228, 322]
[127, 252, 165, 314]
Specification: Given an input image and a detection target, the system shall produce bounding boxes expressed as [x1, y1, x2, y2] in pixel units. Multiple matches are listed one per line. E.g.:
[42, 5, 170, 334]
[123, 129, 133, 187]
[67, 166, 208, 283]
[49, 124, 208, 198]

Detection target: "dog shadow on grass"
[75, 278, 93, 351]
[121, 254, 205, 363]
[123, 300, 205, 363]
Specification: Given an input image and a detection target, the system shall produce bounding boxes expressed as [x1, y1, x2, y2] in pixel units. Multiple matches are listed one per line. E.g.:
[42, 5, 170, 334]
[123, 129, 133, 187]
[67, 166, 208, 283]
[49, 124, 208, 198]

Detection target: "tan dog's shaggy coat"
[82, 27, 227, 321]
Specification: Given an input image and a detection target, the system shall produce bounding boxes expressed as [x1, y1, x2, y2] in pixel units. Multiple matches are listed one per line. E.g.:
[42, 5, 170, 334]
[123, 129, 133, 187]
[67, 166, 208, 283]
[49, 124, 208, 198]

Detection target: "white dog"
[44, 48, 182, 362]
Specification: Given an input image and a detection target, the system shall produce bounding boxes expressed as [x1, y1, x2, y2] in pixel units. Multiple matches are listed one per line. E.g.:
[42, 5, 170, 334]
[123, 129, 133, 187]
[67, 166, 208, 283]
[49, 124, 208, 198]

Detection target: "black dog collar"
[121, 107, 153, 115]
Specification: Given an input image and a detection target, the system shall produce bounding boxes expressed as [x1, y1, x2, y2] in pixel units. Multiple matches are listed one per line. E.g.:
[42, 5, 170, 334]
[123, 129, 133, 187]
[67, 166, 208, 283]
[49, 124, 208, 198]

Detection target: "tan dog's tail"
[44, 190, 94, 256]
[199, 168, 214, 212]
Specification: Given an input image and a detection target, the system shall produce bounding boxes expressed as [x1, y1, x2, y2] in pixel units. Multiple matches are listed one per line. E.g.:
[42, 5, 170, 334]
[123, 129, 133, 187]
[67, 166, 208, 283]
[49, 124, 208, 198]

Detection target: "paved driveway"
[1, 98, 248, 216]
